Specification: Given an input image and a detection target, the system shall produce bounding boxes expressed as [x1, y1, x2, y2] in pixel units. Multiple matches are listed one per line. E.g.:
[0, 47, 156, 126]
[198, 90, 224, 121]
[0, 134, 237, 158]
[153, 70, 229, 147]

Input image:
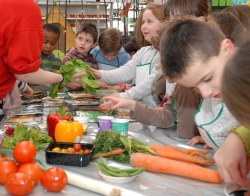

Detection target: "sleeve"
[62, 53, 72, 65]
[99, 49, 143, 84]
[17, 81, 27, 92]
[130, 101, 175, 128]
[119, 63, 161, 100]
[230, 126, 250, 157]
[3, 1, 43, 74]
[174, 85, 201, 138]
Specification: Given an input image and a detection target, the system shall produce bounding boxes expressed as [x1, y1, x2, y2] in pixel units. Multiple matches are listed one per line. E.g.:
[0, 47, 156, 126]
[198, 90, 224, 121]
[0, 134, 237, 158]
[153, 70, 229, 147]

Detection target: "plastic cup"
[111, 119, 129, 137]
[97, 116, 114, 132]
[74, 117, 89, 135]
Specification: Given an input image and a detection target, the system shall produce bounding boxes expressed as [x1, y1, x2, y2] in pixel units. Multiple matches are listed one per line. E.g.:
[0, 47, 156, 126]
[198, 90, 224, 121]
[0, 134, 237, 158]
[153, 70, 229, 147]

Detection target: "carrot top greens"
[93, 131, 155, 163]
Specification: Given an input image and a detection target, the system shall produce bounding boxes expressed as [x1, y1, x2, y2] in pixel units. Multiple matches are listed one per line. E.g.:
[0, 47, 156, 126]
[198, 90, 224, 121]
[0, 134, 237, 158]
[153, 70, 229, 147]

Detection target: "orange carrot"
[130, 153, 223, 184]
[93, 149, 124, 159]
[155, 149, 214, 166]
[150, 145, 213, 166]
[150, 144, 208, 155]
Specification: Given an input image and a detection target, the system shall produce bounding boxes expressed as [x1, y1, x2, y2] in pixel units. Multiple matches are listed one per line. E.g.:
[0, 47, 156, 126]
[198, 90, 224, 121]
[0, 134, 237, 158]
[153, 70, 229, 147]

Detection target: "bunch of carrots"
[130, 145, 223, 184]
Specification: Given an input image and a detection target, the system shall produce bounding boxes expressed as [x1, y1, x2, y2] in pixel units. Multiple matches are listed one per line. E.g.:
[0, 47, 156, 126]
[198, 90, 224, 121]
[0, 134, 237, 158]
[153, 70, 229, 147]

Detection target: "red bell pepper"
[47, 106, 74, 141]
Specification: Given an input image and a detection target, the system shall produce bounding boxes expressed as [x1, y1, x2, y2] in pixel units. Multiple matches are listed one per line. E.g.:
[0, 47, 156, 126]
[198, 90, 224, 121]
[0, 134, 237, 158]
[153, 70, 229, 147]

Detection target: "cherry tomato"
[67, 147, 75, 153]
[5, 173, 35, 196]
[73, 144, 82, 152]
[40, 167, 68, 192]
[84, 149, 91, 154]
[52, 147, 61, 152]
[0, 160, 18, 184]
[61, 149, 68, 153]
[18, 162, 42, 184]
[13, 141, 36, 164]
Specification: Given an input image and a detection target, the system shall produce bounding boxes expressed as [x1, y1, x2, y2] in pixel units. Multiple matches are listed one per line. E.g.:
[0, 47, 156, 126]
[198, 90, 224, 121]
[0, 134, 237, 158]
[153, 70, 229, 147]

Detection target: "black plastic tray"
[44, 142, 95, 167]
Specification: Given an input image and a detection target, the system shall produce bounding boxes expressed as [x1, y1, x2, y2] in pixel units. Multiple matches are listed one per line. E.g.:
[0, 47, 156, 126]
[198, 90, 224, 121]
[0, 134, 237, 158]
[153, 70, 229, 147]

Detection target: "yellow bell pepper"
[54, 120, 83, 142]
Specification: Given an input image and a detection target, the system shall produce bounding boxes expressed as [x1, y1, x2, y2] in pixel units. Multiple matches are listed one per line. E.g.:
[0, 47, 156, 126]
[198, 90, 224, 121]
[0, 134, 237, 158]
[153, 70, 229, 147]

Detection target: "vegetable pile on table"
[0, 141, 68, 196]
[93, 131, 223, 184]
[92, 131, 155, 163]
[0, 124, 53, 150]
[49, 58, 100, 98]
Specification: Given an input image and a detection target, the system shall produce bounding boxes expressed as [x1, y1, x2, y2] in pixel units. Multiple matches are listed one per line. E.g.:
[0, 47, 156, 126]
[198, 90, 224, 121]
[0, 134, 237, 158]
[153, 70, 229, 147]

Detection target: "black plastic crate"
[44, 142, 95, 167]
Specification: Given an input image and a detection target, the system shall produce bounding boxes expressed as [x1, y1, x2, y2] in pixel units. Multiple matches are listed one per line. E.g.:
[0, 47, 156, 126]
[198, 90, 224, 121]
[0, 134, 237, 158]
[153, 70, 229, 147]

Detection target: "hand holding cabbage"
[49, 58, 100, 98]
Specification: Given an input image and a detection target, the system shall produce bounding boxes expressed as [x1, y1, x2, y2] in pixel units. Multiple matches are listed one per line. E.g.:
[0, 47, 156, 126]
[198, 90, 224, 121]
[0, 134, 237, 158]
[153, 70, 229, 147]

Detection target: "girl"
[91, 4, 165, 107]
[160, 18, 241, 150]
[214, 40, 250, 187]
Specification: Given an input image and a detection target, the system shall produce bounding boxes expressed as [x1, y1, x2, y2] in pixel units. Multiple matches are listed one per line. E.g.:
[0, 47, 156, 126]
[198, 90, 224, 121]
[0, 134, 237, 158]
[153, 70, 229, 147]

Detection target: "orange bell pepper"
[54, 120, 83, 143]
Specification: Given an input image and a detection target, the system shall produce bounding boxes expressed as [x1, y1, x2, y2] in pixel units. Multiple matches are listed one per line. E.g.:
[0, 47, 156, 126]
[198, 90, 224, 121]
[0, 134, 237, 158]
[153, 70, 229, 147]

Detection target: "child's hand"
[104, 85, 120, 91]
[98, 81, 108, 88]
[100, 96, 136, 111]
[66, 72, 85, 89]
[187, 136, 211, 149]
[21, 85, 34, 98]
[214, 133, 248, 187]
[89, 68, 102, 79]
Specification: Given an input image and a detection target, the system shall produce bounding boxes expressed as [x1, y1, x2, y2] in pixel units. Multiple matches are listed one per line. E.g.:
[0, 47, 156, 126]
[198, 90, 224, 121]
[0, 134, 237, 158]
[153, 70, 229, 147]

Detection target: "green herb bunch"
[93, 131, 155, 163]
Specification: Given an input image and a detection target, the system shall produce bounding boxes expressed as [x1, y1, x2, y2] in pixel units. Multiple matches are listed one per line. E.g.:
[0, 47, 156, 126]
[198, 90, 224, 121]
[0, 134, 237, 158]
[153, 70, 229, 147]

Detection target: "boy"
[91, 28, 130, 71]
[30, 23, 62, 92]
[62, 22, 98, 70]
[159, 19, 240, 148]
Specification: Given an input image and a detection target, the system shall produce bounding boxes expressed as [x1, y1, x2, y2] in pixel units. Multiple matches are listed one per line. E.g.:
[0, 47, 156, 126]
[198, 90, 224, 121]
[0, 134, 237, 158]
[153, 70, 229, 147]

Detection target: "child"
[160, 19, 241, 150]
[91, 4, 165, 107]
[124, 36, 140, 59]
[91, 28, 130, 71]
[210, 11, 245, 45]
[221, 5, 250, 30]
[62, 22, 98, 70]
[30, 23, 62, 92]
[214, 40, 250, 188]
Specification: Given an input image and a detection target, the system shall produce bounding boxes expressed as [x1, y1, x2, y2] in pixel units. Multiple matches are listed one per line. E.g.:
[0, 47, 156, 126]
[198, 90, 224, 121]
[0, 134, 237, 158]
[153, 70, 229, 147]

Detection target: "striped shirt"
[62, 47, 98, 69]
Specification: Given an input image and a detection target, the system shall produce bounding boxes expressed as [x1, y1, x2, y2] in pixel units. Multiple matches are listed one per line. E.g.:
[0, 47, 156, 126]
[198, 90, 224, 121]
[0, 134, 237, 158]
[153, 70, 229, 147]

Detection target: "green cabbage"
[49, 58, 100, 98]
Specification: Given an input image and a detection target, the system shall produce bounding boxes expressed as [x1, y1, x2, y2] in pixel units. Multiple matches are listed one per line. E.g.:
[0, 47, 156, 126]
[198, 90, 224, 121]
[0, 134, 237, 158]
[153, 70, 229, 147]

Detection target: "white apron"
[194, 98, 240, 150]
[135, 46, 158, 106]
[135, 46, 158, 85]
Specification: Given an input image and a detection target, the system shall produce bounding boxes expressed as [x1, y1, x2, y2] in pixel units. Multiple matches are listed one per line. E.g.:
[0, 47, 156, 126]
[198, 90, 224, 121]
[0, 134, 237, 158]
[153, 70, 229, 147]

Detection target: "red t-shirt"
[0, 0, 44, 99]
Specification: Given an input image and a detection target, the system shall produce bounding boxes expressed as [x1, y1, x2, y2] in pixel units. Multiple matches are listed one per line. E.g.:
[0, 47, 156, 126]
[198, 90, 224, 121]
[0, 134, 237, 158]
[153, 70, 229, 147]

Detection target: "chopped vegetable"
[49, 58, 100, 98]
[130, 153, 223, 184]
[1, 124, 53, 150]
[150, 144, 214, 166]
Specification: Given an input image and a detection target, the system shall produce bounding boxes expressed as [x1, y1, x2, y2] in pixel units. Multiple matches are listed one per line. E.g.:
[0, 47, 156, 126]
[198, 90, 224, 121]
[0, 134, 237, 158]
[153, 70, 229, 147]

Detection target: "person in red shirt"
[0, 0, 83, 119]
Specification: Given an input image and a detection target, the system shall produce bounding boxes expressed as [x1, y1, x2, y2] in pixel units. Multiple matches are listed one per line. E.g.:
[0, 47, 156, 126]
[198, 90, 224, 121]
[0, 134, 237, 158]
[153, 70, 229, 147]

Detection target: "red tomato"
[0, 154, 12, 162]
[0, 160, 18, 184]
[13, 141, 36, 164]
[18, 162, 42, 184]
[73, 144, 82, 152]
[84, 149, 91, 154]
[40, 167, 68, 192]
[4, 173, 35, 196]
[67, 147, 75, 153]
